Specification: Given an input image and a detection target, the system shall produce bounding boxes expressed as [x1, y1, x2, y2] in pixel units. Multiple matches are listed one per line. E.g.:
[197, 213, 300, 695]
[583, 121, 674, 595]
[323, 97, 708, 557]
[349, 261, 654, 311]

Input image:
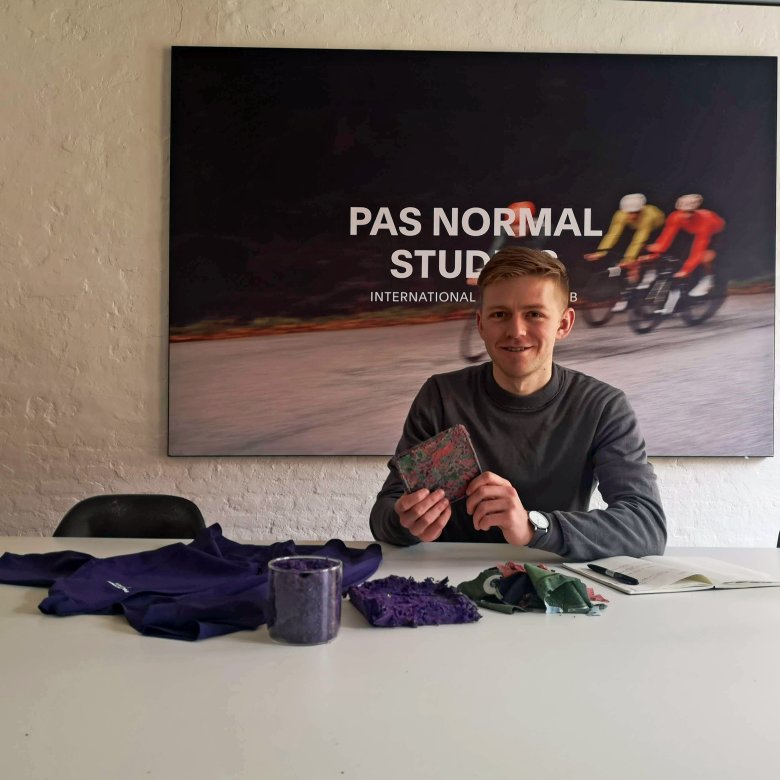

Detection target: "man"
[645, 193, 725, 298]
[584, 194, 665, 309]
[369, 247, 666, 561]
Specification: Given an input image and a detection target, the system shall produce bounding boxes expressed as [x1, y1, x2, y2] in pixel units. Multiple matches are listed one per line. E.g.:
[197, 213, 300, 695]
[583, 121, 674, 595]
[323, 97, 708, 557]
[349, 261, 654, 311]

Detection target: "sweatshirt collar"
[483, 362, 564, 412]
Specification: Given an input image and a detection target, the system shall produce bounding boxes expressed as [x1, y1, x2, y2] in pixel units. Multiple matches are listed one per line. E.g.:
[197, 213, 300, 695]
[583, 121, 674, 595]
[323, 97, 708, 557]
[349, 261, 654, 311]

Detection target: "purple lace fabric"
[348, 575, 481, 627]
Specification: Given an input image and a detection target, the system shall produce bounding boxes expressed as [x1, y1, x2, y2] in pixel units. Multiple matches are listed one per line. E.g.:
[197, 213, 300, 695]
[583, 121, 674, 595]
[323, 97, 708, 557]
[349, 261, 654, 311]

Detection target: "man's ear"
[556, 307, 575, 341]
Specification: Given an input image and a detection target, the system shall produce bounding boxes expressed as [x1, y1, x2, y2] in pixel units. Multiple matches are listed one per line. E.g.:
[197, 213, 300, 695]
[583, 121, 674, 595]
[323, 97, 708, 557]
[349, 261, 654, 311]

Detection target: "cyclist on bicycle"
[585, 194, 665, 278]
[584, 193, 665, 312]
[467, 201, 544, 286]
[645, 194, 725, 298]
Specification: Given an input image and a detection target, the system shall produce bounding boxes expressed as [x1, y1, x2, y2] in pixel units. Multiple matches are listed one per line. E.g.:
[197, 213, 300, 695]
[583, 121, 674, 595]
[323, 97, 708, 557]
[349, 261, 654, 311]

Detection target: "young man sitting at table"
[369, 247, 666, 561]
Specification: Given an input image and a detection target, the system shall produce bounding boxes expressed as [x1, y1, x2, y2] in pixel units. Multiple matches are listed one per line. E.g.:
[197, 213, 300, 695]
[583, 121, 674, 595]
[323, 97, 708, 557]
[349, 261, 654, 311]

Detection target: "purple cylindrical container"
[267, 556, 343, 645]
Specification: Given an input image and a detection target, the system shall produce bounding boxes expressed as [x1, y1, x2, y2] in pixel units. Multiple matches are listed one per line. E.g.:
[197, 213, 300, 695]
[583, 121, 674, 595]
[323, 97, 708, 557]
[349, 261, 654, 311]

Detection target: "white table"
[1, 537, 778, 780]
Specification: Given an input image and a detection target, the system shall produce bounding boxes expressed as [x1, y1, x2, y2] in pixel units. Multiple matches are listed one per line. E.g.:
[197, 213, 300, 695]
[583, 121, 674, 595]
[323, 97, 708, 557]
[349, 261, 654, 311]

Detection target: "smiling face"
[476, 275, 575, 396]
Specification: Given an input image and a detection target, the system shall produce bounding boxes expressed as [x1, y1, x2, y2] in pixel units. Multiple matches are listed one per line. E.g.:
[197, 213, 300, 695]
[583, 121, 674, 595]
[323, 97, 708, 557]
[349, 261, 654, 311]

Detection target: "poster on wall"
[168, 46, 775, 457]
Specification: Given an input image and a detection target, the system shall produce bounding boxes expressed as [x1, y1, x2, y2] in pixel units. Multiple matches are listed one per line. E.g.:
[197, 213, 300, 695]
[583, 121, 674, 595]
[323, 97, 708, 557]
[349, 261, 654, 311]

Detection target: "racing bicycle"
[579, 252, 661, 327]
[628, 254, 728, 334]
[580, 262, 632, 327]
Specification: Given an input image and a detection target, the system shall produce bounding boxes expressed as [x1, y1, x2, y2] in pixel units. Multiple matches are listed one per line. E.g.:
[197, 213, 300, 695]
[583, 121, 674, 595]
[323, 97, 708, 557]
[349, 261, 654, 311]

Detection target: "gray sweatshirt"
[369, 362, 666, 561]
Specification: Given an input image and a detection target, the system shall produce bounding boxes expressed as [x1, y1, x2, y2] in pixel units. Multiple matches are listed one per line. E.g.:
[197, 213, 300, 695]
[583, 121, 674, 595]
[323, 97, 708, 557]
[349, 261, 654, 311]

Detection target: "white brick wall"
[1, 0, 778, 545]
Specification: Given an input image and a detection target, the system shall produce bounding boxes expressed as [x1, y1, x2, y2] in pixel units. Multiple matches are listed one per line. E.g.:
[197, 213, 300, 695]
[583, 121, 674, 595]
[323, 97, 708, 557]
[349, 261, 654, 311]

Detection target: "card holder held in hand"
[390, 424, 482, 503]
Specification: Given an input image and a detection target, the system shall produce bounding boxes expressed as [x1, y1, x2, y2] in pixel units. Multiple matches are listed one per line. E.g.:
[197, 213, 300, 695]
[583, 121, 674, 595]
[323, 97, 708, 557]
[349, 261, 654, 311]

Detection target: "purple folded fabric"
[348, 575, 481, 627]
[0, 525, 383, 641]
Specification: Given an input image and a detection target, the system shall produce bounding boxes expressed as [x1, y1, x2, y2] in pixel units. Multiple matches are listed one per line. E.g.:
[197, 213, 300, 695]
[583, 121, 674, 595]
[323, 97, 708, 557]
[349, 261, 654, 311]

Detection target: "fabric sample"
[523, 564, 607, 615]
[390, 423, 482, 502]
[458, 563, 607, 616]
[348, 574, 481, 627]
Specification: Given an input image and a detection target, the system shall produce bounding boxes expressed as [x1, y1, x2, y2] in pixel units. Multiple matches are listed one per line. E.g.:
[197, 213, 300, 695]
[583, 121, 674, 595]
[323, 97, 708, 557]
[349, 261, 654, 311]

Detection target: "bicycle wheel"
[459, 315, 486, 362]
[680, 274, 728, 326]
[582, 300, 615, 327]
[628, 279, 667, 334]
[581, 271, 623, 328]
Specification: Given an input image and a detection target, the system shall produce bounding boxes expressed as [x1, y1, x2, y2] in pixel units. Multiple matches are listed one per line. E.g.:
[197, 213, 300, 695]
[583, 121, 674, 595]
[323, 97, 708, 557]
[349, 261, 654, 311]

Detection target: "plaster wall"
[0, 0, 777, 545]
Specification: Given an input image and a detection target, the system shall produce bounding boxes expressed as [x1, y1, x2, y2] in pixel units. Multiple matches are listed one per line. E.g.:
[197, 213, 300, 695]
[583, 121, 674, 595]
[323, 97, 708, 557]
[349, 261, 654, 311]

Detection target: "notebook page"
[648, 556, 779, 587]
[589, 557, 712, 588]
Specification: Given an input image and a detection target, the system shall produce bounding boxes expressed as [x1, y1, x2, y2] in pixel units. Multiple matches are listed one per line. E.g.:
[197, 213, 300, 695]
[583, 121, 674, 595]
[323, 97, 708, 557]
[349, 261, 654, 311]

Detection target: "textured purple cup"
[267, 556, 343, 645]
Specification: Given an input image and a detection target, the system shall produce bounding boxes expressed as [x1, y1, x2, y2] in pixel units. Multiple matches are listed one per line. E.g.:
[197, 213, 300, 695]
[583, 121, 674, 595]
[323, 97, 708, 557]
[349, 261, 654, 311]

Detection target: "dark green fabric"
[456, 567, 537, 613]
[457, 565, 606, 616]
[524, 564, 605, 615]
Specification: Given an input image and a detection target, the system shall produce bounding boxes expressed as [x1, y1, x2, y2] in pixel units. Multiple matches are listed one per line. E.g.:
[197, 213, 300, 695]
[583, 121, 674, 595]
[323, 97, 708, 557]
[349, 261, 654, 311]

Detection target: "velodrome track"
[169, 293, 774, 457]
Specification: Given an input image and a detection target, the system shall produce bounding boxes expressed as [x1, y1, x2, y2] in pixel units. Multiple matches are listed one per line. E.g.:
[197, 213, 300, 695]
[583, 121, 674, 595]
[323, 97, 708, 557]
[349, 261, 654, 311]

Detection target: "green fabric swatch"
[457, 564, 606, 616]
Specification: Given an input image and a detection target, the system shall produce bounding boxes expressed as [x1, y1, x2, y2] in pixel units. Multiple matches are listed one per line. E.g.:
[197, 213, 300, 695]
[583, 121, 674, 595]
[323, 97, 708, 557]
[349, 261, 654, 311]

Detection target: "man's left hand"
[465, 471, 533, 546]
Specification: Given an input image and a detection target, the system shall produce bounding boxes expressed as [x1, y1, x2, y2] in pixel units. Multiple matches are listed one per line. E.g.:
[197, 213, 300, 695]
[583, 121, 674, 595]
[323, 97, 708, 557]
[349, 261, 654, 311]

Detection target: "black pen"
[587, 564, 640, 586]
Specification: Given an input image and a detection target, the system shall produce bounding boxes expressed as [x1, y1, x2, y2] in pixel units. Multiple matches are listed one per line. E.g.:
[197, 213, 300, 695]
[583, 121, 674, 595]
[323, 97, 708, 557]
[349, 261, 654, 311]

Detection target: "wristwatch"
[527, 511, 550, 535]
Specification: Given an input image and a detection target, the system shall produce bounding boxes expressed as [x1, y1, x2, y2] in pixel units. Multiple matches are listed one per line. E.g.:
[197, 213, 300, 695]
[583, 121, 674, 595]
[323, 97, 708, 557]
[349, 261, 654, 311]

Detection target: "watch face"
[529, 511, 549, 531]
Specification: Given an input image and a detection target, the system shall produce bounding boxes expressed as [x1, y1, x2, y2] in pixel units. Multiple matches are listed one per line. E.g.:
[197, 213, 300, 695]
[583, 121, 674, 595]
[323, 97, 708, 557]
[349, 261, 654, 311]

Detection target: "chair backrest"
[53, 494, 207, 539]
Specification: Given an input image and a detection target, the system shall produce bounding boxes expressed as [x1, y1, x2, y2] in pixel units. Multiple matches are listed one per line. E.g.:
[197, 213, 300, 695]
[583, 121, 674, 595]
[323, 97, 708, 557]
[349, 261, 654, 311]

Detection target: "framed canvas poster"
[168, 47, 775, 456]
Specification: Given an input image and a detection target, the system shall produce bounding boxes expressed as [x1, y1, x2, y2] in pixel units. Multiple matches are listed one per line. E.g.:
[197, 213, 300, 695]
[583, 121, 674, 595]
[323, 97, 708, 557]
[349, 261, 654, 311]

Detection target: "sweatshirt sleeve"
[369, 378, 445, 546]
[530, 392, 667, 561]
[596, 211, 625, 252]
[648, 211, 681, 253]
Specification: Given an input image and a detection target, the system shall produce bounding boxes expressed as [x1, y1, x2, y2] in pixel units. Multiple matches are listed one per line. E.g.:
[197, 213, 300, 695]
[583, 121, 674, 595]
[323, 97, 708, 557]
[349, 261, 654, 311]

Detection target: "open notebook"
[562, 556, 780, 595]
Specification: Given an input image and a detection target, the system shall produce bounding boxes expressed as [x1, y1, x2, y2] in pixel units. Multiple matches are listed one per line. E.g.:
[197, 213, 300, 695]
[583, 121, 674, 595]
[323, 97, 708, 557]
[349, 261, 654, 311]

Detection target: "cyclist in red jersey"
[468, 201, 540, 286]
[645, 194, 725, 298]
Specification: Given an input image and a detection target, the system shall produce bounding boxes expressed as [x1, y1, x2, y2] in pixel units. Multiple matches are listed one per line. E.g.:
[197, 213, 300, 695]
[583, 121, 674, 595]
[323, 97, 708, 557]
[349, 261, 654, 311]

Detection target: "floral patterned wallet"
[391, 424, 482, 502]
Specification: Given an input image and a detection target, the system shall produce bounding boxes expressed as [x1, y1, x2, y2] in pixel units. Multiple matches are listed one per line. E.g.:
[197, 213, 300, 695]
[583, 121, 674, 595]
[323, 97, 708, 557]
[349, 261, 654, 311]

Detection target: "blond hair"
[478, 246, 569, 305]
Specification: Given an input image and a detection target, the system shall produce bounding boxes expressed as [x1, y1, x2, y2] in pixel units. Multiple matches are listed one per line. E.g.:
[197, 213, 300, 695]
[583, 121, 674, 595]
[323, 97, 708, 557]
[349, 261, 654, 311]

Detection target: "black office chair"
[53, 494, 207, 539]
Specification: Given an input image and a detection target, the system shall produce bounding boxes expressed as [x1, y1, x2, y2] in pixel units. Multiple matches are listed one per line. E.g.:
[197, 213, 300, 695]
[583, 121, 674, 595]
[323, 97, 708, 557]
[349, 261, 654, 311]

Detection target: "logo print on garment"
[107, 581, 130, 593]
[482, 573, 502, 598]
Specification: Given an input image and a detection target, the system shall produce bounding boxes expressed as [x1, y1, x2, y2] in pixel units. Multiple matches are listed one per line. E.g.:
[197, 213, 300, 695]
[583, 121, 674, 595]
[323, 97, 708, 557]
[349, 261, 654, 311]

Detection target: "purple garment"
[0, 550, 93, 586]
[0, 525, 382, 641]
[348, 575, 481, 627]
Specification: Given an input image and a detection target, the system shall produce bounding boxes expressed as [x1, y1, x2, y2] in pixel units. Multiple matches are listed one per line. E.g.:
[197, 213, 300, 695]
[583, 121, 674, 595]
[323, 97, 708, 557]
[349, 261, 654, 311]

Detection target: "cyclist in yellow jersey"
[585, 194, 665, 283]
[583, 194, 665, 314]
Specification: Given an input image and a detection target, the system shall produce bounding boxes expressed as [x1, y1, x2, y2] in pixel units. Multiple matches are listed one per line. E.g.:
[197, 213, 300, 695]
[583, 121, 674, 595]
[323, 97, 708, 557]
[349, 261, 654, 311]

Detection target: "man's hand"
[394, 488, 451, 542]
[584, 251, 606, 262]
[465, 471, 533, 546]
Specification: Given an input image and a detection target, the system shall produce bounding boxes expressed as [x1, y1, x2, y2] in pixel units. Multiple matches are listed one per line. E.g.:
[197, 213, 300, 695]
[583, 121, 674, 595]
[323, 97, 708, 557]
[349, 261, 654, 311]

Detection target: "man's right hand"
[394, 488, 451, 542]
